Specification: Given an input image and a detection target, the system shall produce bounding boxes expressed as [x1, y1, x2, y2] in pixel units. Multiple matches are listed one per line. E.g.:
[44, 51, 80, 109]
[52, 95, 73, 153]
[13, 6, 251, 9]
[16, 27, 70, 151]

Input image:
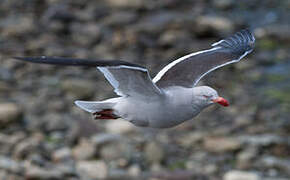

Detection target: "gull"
[14, 29, 255, 128]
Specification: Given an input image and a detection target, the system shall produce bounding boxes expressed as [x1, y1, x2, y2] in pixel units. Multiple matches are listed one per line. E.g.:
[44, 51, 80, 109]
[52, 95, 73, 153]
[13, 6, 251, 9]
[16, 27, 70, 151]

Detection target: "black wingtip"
[212, 29, 255, 55]
[12, 56, 146, 69]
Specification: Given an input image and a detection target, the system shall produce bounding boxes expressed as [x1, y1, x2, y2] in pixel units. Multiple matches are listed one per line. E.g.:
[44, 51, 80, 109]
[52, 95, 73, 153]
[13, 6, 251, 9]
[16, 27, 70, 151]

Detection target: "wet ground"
[0, 0, 290, 179]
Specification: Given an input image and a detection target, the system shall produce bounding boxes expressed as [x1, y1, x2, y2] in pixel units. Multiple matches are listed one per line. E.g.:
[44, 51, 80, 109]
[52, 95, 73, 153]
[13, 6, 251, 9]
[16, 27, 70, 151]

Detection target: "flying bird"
[14, 29, 255, 128]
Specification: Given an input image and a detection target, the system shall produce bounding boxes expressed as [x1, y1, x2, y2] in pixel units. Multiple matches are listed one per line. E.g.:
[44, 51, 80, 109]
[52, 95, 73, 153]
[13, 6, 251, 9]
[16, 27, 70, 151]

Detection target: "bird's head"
[192, 86, 229, 108]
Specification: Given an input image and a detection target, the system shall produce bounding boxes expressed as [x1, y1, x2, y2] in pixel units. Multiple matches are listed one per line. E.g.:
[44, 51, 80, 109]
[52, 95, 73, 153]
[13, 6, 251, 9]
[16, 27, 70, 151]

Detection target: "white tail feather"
[74, 100, 116, 113]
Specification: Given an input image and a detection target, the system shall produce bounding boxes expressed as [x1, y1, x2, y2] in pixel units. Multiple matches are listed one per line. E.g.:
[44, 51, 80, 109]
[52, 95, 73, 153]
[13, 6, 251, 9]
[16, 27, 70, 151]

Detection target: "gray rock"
[60, 79, 95, 99]
[108, 169, 131, 179]
[213, 0, 234, 10]
[0, 103, 22, 127]
[72, 138, 95, 160]
[90, 133, 131, 161]
[107, 0, 143, 8]
[13, 133, 44, 160]
[203, 137, 241, 153]
[0, 132, 26, 154]
[99, 140, 131, 161]
[238, 134, 285, 146]
[175, 132, 204, 148]
[70, 22, 101, 46]
[90, 133, 123, 146]
[0, 156, 24, 174]
[237, 147, 258, 169]
[76, 160, 107, 179]
[145, 141, 164, 164]
[105, 120, 136, 134]
[194, 15, 234, 35]
[103, 11, 138, 26]
[0, 170, 7, 180]
[0, 15, 35, 36]
[128, 165, 141, 177]
[52, 147, 72, 162]
[260, 156, 290, 172]
[223, 170, 260, 180]
[25, 165, 64, 180]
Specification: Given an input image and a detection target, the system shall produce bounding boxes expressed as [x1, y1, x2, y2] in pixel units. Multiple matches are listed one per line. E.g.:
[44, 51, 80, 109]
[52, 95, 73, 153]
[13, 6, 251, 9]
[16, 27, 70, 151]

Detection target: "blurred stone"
[104, 11, 137, 26]
[105, 120, 135, 134]
[13, 133, 44, 160]
[42, 113, 67, 132]
[90, 133, 123, 146]
[213, 0, 234, 10]
[238, 134, 284, 146]
[223, 170, 260, 180]
[99, 140, 131, 161]
[0, 82, 10, 93]
[128, 165, 141, 177]
[76, 160, 107, 179]
[0, 170, 7, 180]
[195, 16, 234, 35]
[1, 15, 35, 36]
[70, 22, 101, 46]
[107, 0, 143, 8]
[0, 103, 22, 127]
[52, 147, 72, 162]
[0, 156, 23, 174]
[25, 165, 64, 180]
[109, 169, 130, 179]
[60, 79, 95, 99]
[145, 141, 164, 164]
[175, 132, 204, 148]
[237, 147, 258, 169]
[203, 137, 241, 153]
[73, 138, 95, 160]
[260, 156, 290, 172]
[264, 24, 290, 42]
[0, 132, 26, 154]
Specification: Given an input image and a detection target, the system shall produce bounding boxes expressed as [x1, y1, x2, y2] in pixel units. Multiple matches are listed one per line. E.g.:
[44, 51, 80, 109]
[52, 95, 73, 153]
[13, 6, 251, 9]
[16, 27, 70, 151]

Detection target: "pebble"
[203, 137, 241, 153]
[107, 0, 143, 8]
[72, 138, 95, 160]
[213, 0, 234, 10]
[76, 160, 108, 179]
[25, 165, 64, 180]
[223, 170, 260, 180]
[0, 103, 22, 127]
[52, 147, 72, 162]
[105, 120, 136, 134]
[195, 16, 234, 35]
[60, 79, 95, 99]
[0, 156, 23, 174]
[145, 141, 164, 164]
[237, 147, 258, 169]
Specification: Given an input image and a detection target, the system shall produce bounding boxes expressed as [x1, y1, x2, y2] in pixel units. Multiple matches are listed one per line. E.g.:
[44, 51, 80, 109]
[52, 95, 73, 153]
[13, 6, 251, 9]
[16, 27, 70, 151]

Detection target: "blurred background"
[0, 0, 290, 179]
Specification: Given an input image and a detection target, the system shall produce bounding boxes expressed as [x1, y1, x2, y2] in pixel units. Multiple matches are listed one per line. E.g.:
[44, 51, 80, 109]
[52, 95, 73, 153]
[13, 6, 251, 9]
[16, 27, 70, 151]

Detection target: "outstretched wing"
[153, 29, 255, 88]
[97, 66, 162, 98]
[13, 56, 162, 98]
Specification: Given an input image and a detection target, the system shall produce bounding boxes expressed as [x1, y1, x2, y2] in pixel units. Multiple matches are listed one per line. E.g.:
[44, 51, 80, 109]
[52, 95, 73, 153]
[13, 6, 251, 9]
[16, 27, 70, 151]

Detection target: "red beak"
[212, 97, 229, 107]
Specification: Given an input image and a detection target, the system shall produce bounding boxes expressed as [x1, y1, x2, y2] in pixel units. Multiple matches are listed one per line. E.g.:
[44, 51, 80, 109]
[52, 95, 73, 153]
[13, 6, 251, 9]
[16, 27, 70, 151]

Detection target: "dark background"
[0, 0, 289, 179]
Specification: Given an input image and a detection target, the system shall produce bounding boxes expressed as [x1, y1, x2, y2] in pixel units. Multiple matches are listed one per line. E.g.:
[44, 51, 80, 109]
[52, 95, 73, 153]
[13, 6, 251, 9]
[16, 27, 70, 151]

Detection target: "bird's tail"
[75, 98, 120, 119]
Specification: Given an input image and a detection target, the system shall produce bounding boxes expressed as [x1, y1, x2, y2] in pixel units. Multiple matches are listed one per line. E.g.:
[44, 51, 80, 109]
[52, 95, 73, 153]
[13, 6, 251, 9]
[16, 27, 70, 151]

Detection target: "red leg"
[93, 109, 120, 120]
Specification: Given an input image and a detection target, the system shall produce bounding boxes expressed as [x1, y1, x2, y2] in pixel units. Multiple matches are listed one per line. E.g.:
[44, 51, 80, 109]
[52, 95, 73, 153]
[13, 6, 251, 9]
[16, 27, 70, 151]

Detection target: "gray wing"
[153, 29, 255, 88]
[13, 56, 162, 98]
[98, 66, 162, 98]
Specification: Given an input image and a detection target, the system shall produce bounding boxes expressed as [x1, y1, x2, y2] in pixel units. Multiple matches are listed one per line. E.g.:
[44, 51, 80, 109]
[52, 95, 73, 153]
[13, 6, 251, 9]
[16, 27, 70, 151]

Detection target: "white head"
[192, 86, 229, 108]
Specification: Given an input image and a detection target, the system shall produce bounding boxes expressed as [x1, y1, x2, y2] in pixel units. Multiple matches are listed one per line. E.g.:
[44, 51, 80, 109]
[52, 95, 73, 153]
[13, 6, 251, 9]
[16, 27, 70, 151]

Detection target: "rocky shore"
[0, 0, 290, 179]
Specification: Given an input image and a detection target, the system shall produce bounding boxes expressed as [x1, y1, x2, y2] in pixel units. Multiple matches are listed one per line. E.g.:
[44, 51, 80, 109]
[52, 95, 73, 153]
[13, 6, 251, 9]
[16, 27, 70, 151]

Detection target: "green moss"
[168, 160, 186, 170]
[266, 74, 288, 83]
[265, 88, 290, 104]
[257, 39, 279, 50]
